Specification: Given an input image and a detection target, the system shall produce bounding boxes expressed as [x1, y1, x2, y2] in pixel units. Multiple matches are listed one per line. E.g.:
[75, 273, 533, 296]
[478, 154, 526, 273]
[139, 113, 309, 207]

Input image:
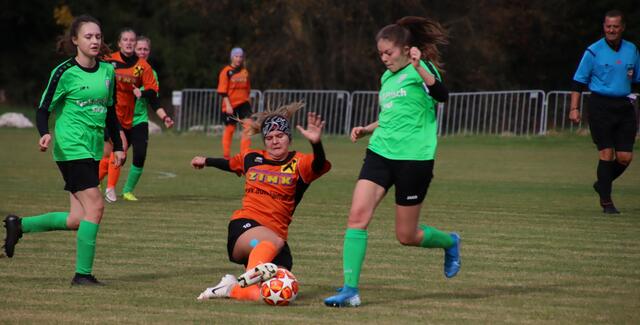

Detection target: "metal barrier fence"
[262, 90, 351, 135]
[175, 89, 262, 132]
[441, 90, 545, 136]
[175, 89, 638, 136]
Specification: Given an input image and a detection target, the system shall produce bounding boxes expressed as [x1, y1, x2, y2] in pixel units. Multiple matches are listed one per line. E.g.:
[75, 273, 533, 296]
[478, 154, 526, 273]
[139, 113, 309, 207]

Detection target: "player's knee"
[617, 154, 633, 165]
[396, 230, 419, 246]
[347, 207, 371, 229]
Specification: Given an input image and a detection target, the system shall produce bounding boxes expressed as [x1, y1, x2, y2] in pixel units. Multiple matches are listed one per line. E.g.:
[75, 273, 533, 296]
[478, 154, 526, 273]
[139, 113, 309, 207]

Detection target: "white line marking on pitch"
[156, 171, 177, 179]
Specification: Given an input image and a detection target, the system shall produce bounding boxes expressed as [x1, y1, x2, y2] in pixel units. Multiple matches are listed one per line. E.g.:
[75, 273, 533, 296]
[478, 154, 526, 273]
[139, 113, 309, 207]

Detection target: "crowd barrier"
[173, 89, 639, 136]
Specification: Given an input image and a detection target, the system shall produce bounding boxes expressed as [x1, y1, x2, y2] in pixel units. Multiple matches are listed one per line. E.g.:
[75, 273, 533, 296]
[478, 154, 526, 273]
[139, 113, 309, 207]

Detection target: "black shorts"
[223, 102, 252, 125]
[227, 218, 293, 271]
[358, 149, 434, 206]
[56, 158, 99, 193]
[587, 93, 637, 152]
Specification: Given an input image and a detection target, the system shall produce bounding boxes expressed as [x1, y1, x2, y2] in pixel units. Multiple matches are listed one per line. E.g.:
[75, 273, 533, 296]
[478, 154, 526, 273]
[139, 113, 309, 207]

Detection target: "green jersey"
[132, 69, 158, 126]
[39, 58, 115, 161]
[368, 60, 442, 160]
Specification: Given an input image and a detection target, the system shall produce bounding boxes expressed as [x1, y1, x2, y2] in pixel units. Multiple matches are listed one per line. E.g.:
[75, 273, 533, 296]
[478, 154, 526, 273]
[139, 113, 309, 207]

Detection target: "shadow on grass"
[301, 283, 577, 306]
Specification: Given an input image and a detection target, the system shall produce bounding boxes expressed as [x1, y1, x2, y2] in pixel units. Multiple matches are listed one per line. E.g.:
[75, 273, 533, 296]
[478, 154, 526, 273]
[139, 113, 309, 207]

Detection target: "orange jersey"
[228, 150, 331, 240]
[217, 65, 250, 109]
[105, 52, 158, 129]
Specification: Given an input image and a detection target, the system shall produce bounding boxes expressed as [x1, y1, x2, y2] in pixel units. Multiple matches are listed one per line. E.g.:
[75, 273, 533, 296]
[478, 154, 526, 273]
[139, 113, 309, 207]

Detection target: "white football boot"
[237, 262, 278, 288]
[104, 188, 117, 203]
[197, 274, 238, 300]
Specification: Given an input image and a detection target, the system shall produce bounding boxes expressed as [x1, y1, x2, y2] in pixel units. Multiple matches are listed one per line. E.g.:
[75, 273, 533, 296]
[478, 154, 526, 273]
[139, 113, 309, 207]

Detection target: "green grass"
[1, 128, 639, 324]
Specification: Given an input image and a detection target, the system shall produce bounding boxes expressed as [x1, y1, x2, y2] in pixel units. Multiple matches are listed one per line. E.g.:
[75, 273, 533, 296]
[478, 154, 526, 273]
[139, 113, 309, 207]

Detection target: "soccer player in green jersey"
[324, 16, 461, 307]
[2, 15, 124, 285]
[118, 35, 173, 201]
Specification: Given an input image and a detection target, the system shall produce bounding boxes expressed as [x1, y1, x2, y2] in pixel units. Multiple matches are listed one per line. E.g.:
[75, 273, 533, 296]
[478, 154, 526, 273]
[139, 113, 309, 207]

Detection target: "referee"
[570, 10, 639, 214]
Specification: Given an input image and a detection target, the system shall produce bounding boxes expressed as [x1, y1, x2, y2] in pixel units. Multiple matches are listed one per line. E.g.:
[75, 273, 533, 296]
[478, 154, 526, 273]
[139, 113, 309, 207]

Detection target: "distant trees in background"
[1, 0, 638, 106]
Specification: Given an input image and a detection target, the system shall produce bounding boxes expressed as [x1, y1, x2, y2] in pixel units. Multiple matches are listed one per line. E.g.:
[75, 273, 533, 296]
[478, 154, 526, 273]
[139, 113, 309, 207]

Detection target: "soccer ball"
[260, 268, 299, 306]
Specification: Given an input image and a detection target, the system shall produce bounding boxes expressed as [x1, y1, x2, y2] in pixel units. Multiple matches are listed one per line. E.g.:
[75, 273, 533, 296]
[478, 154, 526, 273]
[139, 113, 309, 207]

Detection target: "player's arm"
[37, 67, 68, 151]
[191, 155, 243, 177]
[106, 75, 125, 166]
[350, 121, 378, 143]
[408, 47, 448, 102]
[217, 68, 233, 114]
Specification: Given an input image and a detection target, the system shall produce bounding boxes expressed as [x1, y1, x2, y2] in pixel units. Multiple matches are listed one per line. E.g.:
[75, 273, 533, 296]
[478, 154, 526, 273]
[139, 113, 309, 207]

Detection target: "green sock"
[419, 224, 454, 249]
[76, 220, 100, 275]
[123, 165, 144, 194]
[343, 228, 368, 289]
[21, 212, 70, 233]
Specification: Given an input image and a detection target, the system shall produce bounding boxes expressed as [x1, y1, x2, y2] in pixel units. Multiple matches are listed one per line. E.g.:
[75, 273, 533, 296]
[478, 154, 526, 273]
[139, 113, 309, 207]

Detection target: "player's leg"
[123, 123, 149, 201]
[71, 186, 104, 285]
[237, 103, 253, 155]
[394, 159, 460, 278]
[99, 136, 112, 182]
[324, 179, 386, 307]
[105, 130, 129, 203]
[198, 220, 281, 300]
[222, 114, 237, 159]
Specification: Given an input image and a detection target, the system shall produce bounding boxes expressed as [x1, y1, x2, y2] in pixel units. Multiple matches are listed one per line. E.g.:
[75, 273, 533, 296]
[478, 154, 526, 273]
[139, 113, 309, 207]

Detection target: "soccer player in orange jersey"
[98, 29, 163, 202]
[191, 103, 331, 301]
[217, 47, 252, 159]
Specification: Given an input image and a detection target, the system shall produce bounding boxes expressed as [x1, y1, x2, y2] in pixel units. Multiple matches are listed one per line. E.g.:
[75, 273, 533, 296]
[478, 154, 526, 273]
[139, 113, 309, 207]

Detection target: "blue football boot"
[324, 285, 361, 307]
[444, 233, 461, 278]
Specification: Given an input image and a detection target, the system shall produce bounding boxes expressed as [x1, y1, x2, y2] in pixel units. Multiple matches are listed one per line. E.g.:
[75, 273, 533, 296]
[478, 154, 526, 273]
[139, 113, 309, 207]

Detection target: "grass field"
[1, 128, 639, 324]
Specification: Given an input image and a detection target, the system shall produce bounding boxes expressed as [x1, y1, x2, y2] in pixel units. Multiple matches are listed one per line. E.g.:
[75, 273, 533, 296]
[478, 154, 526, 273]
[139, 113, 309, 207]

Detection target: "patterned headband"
[261, 115, 291, 138]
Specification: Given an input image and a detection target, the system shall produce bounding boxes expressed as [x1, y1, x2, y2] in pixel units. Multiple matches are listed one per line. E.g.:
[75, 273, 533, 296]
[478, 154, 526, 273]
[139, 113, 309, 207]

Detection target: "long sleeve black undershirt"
[311, 141, 326, 173]
[106, 105, 123, 151]
[204, 141, 326, 174]
[36, 108, 50, 136]
[140, 89, 162, 111]
[426, 79, 449, 102]
[205, 158, 232, 171]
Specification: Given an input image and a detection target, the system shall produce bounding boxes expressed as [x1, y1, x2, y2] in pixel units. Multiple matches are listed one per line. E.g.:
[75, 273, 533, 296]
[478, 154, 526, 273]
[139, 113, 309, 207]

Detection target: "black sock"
[611, 160, 629, 181]
[597, 160, 615, 202]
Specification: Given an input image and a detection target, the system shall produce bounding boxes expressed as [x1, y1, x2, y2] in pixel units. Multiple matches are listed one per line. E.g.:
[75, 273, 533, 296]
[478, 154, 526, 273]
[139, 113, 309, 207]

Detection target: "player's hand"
[191, 156, 206, 169]
[350, 126, 369, 143]
[112, 151, 126, 167]
[569, 109, 581, 123]
[39, 134, 52, 152]
[296, 112, 325, 144]
[163, 116, 174, 128]
[133, 86, 142, 99]
[224, 103, 233, 115]
[409, 46, 421, 68]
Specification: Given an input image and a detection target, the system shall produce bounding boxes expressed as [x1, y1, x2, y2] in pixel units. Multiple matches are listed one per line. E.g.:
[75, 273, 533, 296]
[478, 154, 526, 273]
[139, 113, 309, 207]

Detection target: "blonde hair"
[238, 101, 304, 137]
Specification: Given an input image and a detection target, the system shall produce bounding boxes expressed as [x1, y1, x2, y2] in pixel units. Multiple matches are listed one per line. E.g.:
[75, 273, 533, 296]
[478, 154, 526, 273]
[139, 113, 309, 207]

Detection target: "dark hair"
[56, 14, 111, 58]
[118, 28, 137, 42]
[376, 16, 448, 71]
[604, 10, 625, 24]
[137, 35, 151, 48]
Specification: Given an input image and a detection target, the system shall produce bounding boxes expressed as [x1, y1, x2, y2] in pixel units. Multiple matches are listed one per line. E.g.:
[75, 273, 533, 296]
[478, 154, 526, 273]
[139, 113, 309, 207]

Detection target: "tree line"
[1, 0, 638, 107]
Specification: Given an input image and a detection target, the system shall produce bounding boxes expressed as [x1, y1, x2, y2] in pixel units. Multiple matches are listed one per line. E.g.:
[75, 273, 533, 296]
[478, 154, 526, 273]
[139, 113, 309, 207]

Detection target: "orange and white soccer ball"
[260, 268, 299, 306]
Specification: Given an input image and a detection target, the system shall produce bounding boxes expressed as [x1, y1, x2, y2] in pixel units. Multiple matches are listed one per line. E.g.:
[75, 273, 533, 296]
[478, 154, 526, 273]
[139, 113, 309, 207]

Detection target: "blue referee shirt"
[573, 38, 640, 97]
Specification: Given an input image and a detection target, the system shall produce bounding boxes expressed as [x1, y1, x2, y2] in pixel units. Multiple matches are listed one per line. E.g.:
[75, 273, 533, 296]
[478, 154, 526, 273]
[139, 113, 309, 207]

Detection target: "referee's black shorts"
[358, 149, 434, 206]
[587, 93, 638, 152]
[56, 158, 100, 193]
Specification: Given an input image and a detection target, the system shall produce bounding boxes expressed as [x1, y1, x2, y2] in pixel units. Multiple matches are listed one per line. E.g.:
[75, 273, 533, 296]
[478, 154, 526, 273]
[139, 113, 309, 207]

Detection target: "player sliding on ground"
[324, 16, 461, 307]
[191, 102, 331, 301]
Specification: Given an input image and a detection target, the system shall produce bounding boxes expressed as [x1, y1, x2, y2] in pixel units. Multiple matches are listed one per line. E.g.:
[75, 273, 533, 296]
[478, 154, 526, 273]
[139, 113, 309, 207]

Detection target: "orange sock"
[229, 241, 279, 301]
[107, 153, 121, 189]
[229, 284, 261, 301]
[222, 125, 236, 159]
[247, 241, 278, 269]
[99, 156, 109, 181]
[240, 136, 251, 155]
